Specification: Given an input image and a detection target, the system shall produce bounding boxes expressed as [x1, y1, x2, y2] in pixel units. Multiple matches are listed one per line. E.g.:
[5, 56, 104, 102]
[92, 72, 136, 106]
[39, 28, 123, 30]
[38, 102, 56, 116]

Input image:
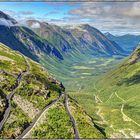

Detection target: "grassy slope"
[68, 97, 105, 138]
[31, 96, 75, 139]
[0, 101, 32, 138]
[95, 45, 140, 137]
[0, 43, 105, 138]
[0, 43, 27, 120]
[15, 59, 63, 110]
[0, 43, 64, 138]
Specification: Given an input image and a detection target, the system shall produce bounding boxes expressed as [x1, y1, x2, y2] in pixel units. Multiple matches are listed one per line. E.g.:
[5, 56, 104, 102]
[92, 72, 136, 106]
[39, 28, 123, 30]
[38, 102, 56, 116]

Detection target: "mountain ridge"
[25, 19, 126, 58]
[105, 32, 140, 52]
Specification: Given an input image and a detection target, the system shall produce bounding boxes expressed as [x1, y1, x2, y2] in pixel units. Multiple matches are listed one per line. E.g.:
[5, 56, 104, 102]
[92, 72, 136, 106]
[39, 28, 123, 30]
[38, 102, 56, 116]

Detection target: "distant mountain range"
[105, 32, 140, 52]
[1, 10, 140, 139]
[0, 11, 64, 62]
[0, 11, 126, 60]
[0, 11, 129, 79]
[25, 20, 126, 58]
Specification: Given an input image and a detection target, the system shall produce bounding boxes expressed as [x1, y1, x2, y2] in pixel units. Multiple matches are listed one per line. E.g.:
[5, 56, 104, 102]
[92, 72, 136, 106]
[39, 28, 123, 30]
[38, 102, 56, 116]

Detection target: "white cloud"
[30, 22, 40, 28]
[65, 2, 140, 35]
[2, 2, 140, 35]
[0, 18, 13, 27]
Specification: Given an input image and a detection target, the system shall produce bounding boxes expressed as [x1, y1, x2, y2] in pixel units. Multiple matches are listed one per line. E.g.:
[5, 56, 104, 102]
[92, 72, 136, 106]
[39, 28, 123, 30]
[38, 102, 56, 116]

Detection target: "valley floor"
[56, 57, 140, 138]
[1, 43, 140, 138]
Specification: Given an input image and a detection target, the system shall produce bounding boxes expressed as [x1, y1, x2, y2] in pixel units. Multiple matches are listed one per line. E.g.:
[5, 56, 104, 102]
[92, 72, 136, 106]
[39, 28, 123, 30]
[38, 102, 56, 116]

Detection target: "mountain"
[105, 32, 140, 52]
[26, 21, 126, 58]
[0, 43, 105, 139]
[1, 10, 139, 139]
[94, 44, 140, 138]
[0, 11, 17, 26]
[69, 24, 125, 56]
[0, 11, 63, 61]
[0, 11, 127, 81]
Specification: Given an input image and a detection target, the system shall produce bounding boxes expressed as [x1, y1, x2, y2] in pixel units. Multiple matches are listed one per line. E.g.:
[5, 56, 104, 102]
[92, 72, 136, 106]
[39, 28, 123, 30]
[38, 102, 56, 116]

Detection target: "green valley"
[0, 6, 140, 139]
[0, 43, 105, 139]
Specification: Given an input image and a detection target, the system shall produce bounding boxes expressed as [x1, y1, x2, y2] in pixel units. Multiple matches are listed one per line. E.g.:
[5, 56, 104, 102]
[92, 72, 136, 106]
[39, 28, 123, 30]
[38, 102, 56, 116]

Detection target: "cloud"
[65, 2, 140, 35]
[4, 10, 34, 19]
[45, 11, 58, 16]
[30, 22, 40, 28]
[46, 2, 79, 7]
[3, 2, 140, 35]
[19, 11, 34, 15]
[4, 10, 17, 16]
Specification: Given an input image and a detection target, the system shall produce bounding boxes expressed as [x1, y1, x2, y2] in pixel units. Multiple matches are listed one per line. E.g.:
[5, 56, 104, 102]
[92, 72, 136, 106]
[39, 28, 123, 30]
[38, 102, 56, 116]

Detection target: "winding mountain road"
[17, 99, 58, 138]
[0, 56, 30, 132]
[18, 93, 80, 139]
[64, 94, 80, 139]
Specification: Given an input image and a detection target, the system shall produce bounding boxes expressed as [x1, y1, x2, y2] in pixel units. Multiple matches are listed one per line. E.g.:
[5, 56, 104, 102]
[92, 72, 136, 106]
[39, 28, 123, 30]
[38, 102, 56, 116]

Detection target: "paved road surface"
[0, 57, 30, 131]
[64, 94, 80, 139]
[17, 99, 58, 138]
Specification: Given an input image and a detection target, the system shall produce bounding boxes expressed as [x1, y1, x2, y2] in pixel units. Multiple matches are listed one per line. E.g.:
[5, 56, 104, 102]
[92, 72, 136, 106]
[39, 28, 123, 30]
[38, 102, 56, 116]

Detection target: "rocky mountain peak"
[128, 44, 140, 64]
[0, 11, 17, 25]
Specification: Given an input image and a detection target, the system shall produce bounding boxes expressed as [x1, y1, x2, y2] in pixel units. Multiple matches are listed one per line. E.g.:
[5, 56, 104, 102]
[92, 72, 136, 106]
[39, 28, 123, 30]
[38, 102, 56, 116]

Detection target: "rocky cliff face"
[0, 11, 63, 61]
[26, 20, 126, 58]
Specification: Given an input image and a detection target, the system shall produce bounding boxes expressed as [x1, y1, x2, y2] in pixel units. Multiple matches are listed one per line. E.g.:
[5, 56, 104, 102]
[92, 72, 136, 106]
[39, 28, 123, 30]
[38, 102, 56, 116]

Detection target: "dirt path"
[96, 107, 107, 125]
[115, 92, 125, 103]
[121, 104, 140, 127]
[105, 92, 114, 103]
[93, 83, 103, 103]
[94, 94, 102, 103]
[115, 92, 140, 127]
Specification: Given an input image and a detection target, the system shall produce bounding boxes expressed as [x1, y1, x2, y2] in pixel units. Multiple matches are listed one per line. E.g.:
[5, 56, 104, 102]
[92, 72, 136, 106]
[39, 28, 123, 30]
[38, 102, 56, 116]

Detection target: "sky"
[0, 1, 140, 35]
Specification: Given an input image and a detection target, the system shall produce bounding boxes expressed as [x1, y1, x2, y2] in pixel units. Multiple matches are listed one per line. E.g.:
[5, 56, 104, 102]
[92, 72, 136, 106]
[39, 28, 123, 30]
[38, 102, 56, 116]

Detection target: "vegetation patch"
[31, 98, 74, 139]
[68, 98, 105, 138]
[0, 101, 32, 139]
[0, 89, 7, 121]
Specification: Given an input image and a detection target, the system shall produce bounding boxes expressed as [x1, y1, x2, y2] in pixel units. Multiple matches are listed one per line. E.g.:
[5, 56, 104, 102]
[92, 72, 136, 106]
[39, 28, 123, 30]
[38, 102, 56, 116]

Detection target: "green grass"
[0, 43, 27, 75]
[31, 96, 75, 139]
[50, 53, 140, 138]
[0, 89, 6, 120]
[0, 101, 32, 139]
[1, 39, 140, 138]
[0, 43, 65, 138]
[15, 59, 63, 110]
[0, 43, 28, 95]
[68, 97, 105, 138]
[0, 73, 17, 95]
[93, 47, 140, 137]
